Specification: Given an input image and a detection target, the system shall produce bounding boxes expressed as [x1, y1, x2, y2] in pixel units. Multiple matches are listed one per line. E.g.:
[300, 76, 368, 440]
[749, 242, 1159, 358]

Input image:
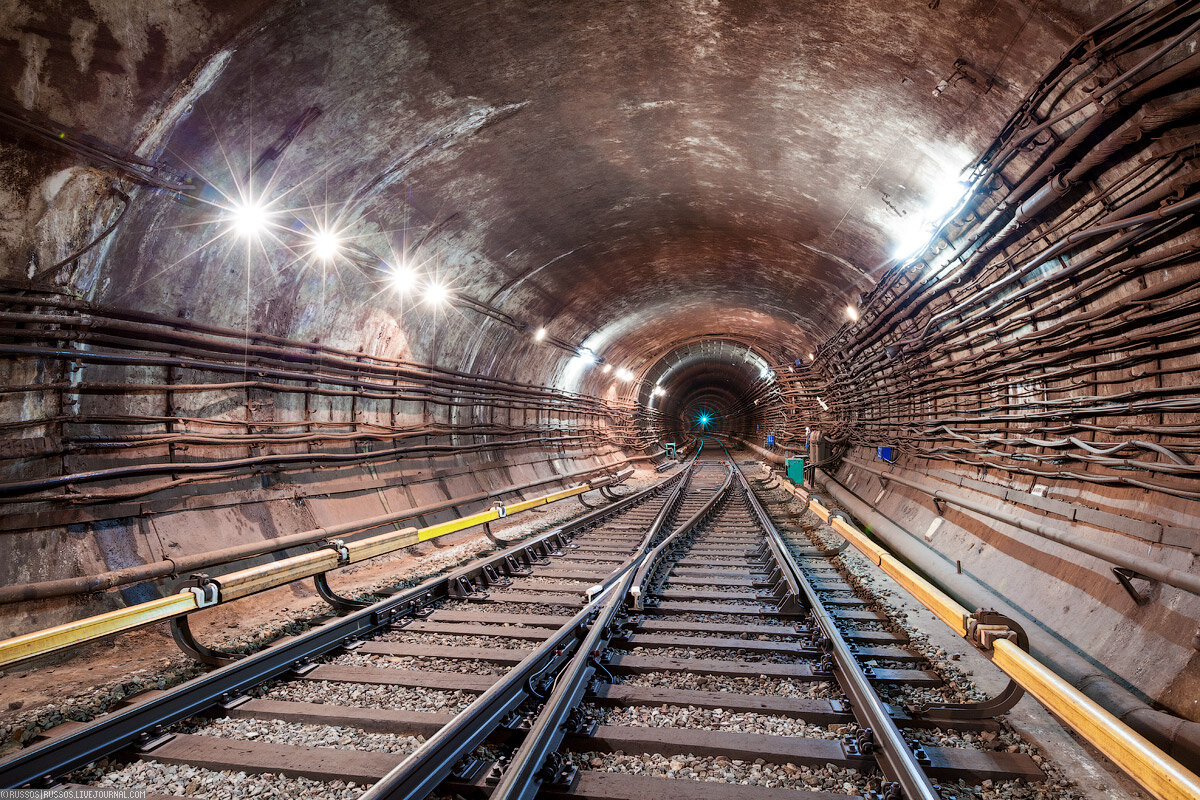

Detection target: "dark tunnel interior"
[1, 0, 1200, 794]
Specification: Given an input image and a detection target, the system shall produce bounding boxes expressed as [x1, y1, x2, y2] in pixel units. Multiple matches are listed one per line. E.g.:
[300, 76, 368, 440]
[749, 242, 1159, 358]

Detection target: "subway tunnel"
[1, 0, 1199, 797]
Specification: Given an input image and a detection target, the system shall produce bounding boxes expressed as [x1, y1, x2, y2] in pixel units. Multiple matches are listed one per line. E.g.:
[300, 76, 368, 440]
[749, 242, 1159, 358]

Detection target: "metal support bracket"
[910, 678, 1025, 721]
[1113, 567, 1154, 605]
[912, 609, 1029, 721]
[170, 614, 243, 667]
[313, 572, 371, 613]
[318, 538, 351, 565]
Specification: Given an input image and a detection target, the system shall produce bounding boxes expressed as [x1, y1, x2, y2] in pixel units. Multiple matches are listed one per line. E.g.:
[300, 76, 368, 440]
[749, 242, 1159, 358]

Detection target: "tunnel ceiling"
[3, 0, 1124, 392]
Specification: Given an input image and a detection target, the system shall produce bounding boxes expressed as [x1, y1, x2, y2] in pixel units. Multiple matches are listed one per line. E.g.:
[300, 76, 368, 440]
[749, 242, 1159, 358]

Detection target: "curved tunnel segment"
[1, 0, 1200, 793]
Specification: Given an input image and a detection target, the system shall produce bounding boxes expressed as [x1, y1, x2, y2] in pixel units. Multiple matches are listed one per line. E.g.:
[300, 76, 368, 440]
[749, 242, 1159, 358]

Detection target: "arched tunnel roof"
[2, 0, 1116, 404]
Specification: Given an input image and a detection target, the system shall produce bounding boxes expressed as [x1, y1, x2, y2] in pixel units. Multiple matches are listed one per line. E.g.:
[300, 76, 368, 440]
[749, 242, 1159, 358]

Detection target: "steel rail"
[355, 459, 702, 800]
[735, 466, 943, 800]
[0, 466, 688, 790]
[486, 461, 734, 800]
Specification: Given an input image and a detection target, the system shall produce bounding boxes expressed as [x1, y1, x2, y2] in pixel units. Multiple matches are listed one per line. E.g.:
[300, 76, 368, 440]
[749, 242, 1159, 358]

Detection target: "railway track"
[1, 450, 1060, 800]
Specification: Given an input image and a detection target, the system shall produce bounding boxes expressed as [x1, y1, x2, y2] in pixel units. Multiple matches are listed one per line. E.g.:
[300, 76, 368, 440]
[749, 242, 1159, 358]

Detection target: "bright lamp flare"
[602, 364, 612, 373]
[228, 200, 268, 238]
[616, 368, 634, 382]
[535, 327, 547, 341]
[310, 230, 341, 260]
[389, 263, 417, 292]
[424, 281, 450, 306]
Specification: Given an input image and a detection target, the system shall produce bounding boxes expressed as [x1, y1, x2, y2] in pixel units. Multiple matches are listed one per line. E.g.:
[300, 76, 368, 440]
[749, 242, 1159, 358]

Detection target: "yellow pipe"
[0, 481, 593, 668]
[993, 639, 1200, 800]
[815, 499, 1200, 800]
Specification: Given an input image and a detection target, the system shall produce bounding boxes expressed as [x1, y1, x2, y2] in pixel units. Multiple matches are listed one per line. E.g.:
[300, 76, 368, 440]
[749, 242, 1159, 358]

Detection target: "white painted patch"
[1031, 484, 1046, 497]
[925, 517, 944, 542]
[41, 169, 78, 203]
[874, 488, 886, 505]
[135, 50, 233, 160]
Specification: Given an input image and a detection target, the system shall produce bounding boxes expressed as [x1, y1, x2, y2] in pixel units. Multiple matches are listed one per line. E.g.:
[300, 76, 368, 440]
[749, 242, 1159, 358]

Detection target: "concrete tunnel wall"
[2, 0, 1199, 726]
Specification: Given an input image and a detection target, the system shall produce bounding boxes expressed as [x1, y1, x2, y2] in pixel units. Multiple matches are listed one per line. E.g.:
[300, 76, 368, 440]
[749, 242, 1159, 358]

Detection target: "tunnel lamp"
[653, 386, 665, 396]
[227, 199, 269, 238]
[535, 327, 547, 341]
[602, 364, 612, 373]
[699, 414, 710, 428]
[807, 352, 816, 361]
[893, 222, 934, 261]
[310, 229, 342, 260]
[616, 368, 634, 382]
[845, 305, 859, 322]
[424, 281, 450, 306]
[389, 264, 417, 292]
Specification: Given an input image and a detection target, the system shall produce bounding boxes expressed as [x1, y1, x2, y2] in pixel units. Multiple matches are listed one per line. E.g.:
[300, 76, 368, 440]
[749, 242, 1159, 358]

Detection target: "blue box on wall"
[877, 446, 894, 462]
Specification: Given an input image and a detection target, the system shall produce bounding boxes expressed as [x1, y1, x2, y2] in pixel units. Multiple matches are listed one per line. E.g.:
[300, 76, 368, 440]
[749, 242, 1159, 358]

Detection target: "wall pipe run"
[0, 465, 635, 604]
[843, 457, 1200, 597]
[0, 474, 624, 668]
[810, 468, 1200, 775]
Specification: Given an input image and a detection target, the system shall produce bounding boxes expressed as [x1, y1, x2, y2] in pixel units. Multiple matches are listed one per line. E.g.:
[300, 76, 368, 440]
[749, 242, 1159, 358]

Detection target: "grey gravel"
[617, 646, 806, 664]
[621, 671, 843, 700]
[85, 760, 366, 799]
[588, 703, 839, 739]
[256, 679, 476, 713]
[187, 716, 423, 755]
[332, 652, 507, 676]
[442, 600, 577, 615]
[378, 630, 534, 650]
[567, 750, 877, 794]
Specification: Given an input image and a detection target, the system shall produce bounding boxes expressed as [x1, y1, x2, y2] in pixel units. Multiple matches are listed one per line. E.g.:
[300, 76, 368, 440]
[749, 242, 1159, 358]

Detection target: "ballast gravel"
[567, 750, 878, 795]
[621, 670, 843, 700]
[441, 600, 576, 615]
[256, 679, 476, 714]
[85, 761, 364, 800]
[331, 652, 507, 676]
[379, 630, 534, 650]
[617, 646, 806, 664]
[186, 716, 423, 755]
[588, 703, 838, 739]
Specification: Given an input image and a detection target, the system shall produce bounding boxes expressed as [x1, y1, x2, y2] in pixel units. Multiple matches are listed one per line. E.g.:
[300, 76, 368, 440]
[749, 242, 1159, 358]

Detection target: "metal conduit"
[843, 457, 1200, 597]
[0, 465, 634, 604]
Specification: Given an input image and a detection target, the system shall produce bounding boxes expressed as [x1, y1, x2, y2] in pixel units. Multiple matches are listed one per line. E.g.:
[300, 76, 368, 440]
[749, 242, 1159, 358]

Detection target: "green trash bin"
[785, 457, 806, 485]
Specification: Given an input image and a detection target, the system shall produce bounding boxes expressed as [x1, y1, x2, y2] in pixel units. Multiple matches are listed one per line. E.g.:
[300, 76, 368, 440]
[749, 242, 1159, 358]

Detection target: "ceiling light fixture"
[389, 263, 417, 292]
[534, 327, 547, 341]
[227, 199, 269, 238]
[310, 229, 341, 260]
[846, 305, 859, 322]
[424, 281, 450, 306]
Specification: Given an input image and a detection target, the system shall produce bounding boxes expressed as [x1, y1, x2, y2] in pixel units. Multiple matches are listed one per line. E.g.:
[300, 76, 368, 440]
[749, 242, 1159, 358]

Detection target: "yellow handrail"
[0, 481, 594, 668]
